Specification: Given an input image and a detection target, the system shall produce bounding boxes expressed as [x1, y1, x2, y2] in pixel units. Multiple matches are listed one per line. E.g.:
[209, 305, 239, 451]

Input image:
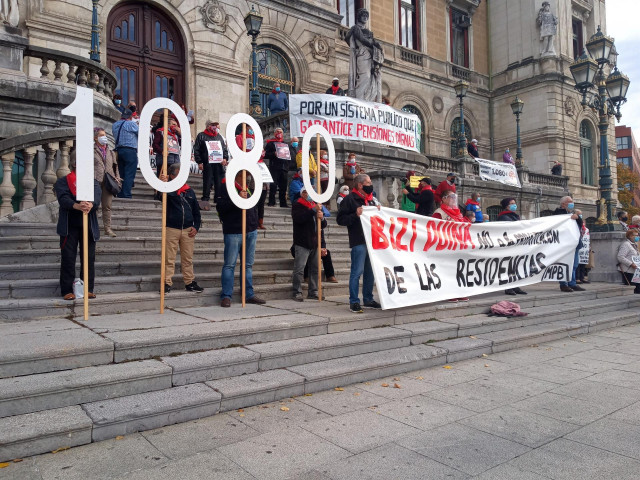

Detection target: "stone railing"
[23, 46, 118, 100]
[427, 155, 460, 175]
[528, 171, 569, 190]
[258, 111, 290, 138]
[451, 64, 471, 81]
[0, 128, 76, 216]
[400, 47, 423, 67]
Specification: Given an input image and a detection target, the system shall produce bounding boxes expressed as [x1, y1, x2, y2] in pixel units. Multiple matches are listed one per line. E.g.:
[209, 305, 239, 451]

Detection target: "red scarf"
[66, 171, 77, 196]
[204, 127, 218, 137]
[221, 177, 251, 195]
[439, 203, 464, 222]
[320, 157, 329, 165]
[338, 192, 347, 199]
[466, 199, 479, 206]
[297, 196, 316, 210]
[177, 184, 191, 196]
[159, 127, 178, 141]
[331, 85, 340, 94]
[346, 159, 357, 167]
[352, 189, 373, 206]
[420, 184, 434, 193]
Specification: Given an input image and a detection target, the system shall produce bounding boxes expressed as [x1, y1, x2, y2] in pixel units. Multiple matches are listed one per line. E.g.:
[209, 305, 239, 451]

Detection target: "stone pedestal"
[539, 55, 558, 74]
[589, 231, 626, 283]
[0, 26, 27, 72]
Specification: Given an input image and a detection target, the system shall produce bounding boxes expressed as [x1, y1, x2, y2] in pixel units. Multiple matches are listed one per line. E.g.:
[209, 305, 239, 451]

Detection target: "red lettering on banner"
[396, 218, 409, 251]
[424, 221, 438, 251]
[464, 224, 476, 249]
[410, 219, 417, 252]
[389, 218, 397, 250]
[370, 216, 389, 249]
[424, 220, 476, 252]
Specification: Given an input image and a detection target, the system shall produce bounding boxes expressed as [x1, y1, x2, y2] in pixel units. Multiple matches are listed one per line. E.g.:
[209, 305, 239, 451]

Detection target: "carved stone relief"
[200, 0, 229, 34]
[310, 34, 330, 62]
[432, 96, 444, 113]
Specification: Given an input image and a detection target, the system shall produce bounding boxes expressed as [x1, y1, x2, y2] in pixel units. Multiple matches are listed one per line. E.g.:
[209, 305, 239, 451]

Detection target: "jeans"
[116, 147, 138, 198]
[292, 245, 317, 296]
[560, 247, 580, 287]
[349, 244, 374, 305]
[221, 230, 257, 300]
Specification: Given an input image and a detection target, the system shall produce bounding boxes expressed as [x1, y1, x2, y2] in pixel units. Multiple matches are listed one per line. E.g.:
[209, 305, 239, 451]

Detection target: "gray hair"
[168, 163, 180, 177]
[354, 173, 369, 187]
[560, 196, 572, 206]
[632, 215, 640, 225]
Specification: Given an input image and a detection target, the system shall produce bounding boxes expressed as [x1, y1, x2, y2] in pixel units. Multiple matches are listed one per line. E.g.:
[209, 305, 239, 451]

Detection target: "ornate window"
[338, 0, 364, 27]
[255, 46, 295, 116]
[580, 120, 595, 185]
[450, 8, 470, 68]
[572, 18, 583, 60]
[450, 117, 471, 158]
[399, 0, 419, 51]
[401, 105, 425, 153]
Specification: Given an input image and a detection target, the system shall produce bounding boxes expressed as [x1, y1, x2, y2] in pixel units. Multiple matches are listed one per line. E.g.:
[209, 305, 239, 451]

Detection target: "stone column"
[57, 140, 73, 178]
[41, 143, 58, 204]
[0, 153, 16, 216]
[20, 147, 38, 210]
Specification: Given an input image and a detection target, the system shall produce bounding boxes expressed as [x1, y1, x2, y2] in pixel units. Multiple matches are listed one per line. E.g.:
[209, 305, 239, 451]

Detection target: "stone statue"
[345, 8, 384, 103]
[537, 1, 558, 56]
[0, 0, 19, 27]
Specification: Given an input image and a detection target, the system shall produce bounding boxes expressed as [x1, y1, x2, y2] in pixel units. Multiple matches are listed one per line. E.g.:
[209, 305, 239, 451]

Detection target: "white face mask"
[97, 136, 108, 145]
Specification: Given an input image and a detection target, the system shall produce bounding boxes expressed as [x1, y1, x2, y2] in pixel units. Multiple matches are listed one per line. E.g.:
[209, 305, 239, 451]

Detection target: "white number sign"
[300, 124, 336, 204]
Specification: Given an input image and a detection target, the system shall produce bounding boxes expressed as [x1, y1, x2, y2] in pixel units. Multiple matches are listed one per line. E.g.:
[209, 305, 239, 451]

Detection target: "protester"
[291, 186, 327, 301]
[267, 82, 288, 114]
[153, 115, 182, 176]
[465, 192, 483, 223]
[319, 149, 330, 193]
[483, 213, 490, 223]
[464, 210, 476, 223]
[434, 172, 456, 204]
[55, 153, 101, 300]
[618, 211, 629, 231]
[216, 171, 266, 307]
[467, 139, 479, 158]
[575, 209, 590, 284]
[126, 99, 138, 119]
[400, 171, 416, 212]
[193, 120, 228, 203]
[554, 196, 585, 292]
[617, 228, 640, 293]
[342, 153, 365, 191]
[257, 150, 268, 230]
[337, 173, 381, 313]
[289, 167, 305, 203]
[112, 109, 139, 199]
[497, 198, 527, 295]
[294, 138, 318, 184]
[112, 94, 125, 114]
[629, 215, 640, 230]
[402, 177, 435, 216]
[432, 190, 469, 222]
[551, 160, 563, 175]
[159, 164, 203, 294]
[503, 148, 514, 164]
[336, 185, 349, 207]
[93, 127, 120, 237]
[264, 127, 294, 207]
[326, 77, 345, 96]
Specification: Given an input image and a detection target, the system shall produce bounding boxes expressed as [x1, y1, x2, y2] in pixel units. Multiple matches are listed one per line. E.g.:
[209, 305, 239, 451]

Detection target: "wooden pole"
[160, 109, 169, 314]
[242, 123, 247, 308]
[316, 133, 322, 302]
[82, 211, 89, 320]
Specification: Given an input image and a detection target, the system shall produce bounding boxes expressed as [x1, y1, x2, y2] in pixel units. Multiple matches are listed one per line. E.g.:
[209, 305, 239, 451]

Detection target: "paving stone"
[317, 443, 470, 480]
[609, 401, 640, 426]
[487, 341, 587, 366]
[478, 322, 580, 353]
[449, 357, 515, 374]
[614, 360, 640, 374]
[228, 398, 331, 434]
[246, 327, 410, 370]
[587, 368, 640, 390]
[473, 463, 553, 480]
[0, 458, 42, 479]
[458, 405, 580, 448]
[468, 372, 557, 398]
[0, 328, 114, 378]
[565, 418, 640, 461]
[85, 310, 210, 333]
[596, 340, 640, 357]
[353, 374, 442, 400]
[217, 426, 350, 480]
[430, 337, 492, 363]
[82, 383, 222, 441]
[400, 363, 481, 386]
[161, 347, 259, 386]
[396, 423, 530, 475]
[564, 348, 640, 365]
[32, 433, 168, 480]
[293, 385, 391, 416]
[374, 395, 475, 431]
[0, 318, 81, 335]
[542, 354, 621, 373]
[508, 362, 594, 385]
[0, 406, 92, 463]
[509, 438, 640, 480]
[206, 369, 305, 412]
[287, 345, 447, 393]
[423, 377, 526, 413]
[301, 409, 422, 454]
[0, 360, 172, 418]
[511, 392, 616, 425]
[549, 378, 640, 409]
[141, 412, 260, 459]
[394, 320, 458, 343]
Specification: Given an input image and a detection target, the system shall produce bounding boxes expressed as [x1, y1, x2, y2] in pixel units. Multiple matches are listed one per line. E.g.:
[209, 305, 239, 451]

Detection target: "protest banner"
[289, 94, 421, 153]
[631, 256, 640, 284]
[476, 158, 521, 188]
[360, 208, 580, 309]
[578, 228, 590, 264]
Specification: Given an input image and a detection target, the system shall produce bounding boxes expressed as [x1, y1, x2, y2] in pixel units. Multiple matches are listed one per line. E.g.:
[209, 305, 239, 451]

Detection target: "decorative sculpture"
[200, 0, 228, 34]
[1, 0, 19, 27]
[345, 8, 384, 103]
[537, 1, 558, 56]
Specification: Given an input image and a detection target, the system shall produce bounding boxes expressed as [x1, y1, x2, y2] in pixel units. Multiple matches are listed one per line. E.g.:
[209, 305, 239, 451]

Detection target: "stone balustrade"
[258, 111, 290, 139]
[427, 155, 460, 175]
[527, 171, 569, 190]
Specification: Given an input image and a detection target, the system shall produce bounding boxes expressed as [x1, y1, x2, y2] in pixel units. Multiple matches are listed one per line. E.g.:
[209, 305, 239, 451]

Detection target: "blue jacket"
[465, 200, 483, 223]
[267, 91, 288, 114]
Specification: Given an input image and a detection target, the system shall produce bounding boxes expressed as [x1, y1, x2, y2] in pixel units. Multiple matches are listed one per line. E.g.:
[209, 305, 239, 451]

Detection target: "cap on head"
[332, 77, 339, 82]
[447, 172, 455, 178]
[420, 177, 431, 184]
[121, 109, 133, 119]
[471, 139, 478, 144]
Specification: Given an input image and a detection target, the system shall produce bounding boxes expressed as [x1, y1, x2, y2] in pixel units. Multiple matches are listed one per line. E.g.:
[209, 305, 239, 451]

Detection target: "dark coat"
[497, 211, 520, 222]
[264, 140, 295, 171]
[467, 143, 479, 158]
[292, 198, 327, 250]
[337, 191, 377, 248]
[405, 187, 435, 216]
[325, 86, 345, 96]
[54, 176, 102, 241]
[193, 131, 228, 165]
[166, 186, 201, 231]
[215, 180, 259, 234]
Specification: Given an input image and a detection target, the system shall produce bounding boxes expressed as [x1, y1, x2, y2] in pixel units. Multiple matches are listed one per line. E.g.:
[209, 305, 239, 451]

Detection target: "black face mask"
[622, 216, 629, 222]
[362, 185, 374, 195]
[128, 105, 136, 113]
[332, 81, 339, 86]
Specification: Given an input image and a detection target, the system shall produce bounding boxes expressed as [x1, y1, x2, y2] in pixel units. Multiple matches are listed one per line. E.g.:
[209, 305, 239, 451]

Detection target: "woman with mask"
[496, 198, 527, 295]
[342, 153, 364, 191]
[554, 196, 585, 292]
[93, 128, 121, 237]
[319, 149, 330, 193]
[112, 94, 125, 114]
[617, 229, 640, 294]
[617, 211, 629, 231]
[432, 190, 469, 222]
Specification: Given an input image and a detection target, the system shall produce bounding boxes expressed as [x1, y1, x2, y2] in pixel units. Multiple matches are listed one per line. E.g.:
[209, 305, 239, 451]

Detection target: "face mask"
[170, 126, 177, 133]
[476, 196, 481, 201]
[579, 214, 583, 219]
[506, 149, 509, 153]
[567, 202, 574, 210]
[275, 133, 283, 140]
[322, 156, 328, 160]
[509, 204, 517, 212]
[469, 218, 475, 223]
[622, 216, 629, 222]
[97, 135, 108, 145]
[448, 178, 455, 184]
[114, 100, 121, 106]
[635, 237, 640, 243]
[291, 142, 299, 148]
[332, 81, 339, 86]
[128, 105, 136, 113]
[362, 185, 374, 195]
[484, 219, 489, 223]
[248, 129, 254, 135]
[209, 126, 218, 134]
[275, 87, 281, 92]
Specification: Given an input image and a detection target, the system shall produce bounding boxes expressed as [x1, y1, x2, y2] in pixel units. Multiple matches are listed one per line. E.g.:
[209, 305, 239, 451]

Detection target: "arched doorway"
[107, 2, 185, 106]
[255, 46, 295, 116]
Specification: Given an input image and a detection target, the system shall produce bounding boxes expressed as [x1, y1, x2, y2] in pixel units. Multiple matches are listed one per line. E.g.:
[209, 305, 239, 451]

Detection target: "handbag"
[104, 172, 121, 196]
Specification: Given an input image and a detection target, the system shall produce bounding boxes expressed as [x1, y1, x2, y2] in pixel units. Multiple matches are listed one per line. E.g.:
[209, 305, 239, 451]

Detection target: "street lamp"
[454, 80, 469, 158]
[569, 25, 630, 230]
[510, 96, 524, 166]
[89, 0, 100, 62]
[244, 5, 263, 118]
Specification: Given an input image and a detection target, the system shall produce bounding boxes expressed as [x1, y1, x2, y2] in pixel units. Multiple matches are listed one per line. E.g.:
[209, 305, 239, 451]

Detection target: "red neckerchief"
[420, 185, 434, 193]
[177, 184, 190, 196]
[320, 158, 329, 165]
[292, 172, 301, 180]
[498, 210, 516, 217]
[346, 160, 357, 167]
[466, 199, 479, 206]
[297, 196, 316, 210]
[159, 127, 178, 141]
[204, 127, 218, 137]
[352, 189, 372, 206]
[66, 171, 77, 197]
[440, 204, 464, 222]
[339, 192, 347, 198]
[331, 85, 340, 94]
[96, 144, 107, 160]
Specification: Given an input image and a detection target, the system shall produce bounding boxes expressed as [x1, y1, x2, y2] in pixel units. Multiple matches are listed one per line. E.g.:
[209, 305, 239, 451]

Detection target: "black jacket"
[551, 164, 563, 175]
[216, 179, 259, 234]
[405, 187, 435, 216]
[166, 186, 201, 231]
[54, 176, 102, 241]
[337, 191, 378, 248]
[264, 140, 295, 171]
[497, 211, 520, 222]
[292, 198, 327, 250]
[193, 131, 228, 165]
[325, 86, 345, 96]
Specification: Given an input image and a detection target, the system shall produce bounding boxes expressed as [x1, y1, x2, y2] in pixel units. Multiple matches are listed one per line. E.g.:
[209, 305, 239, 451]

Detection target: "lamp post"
[89, 0, 100, 62]
[569, 26, 630, 231]
[244, 6, 263, 118]
[454, 80, 469, 158]
[510, 96, 524, 166]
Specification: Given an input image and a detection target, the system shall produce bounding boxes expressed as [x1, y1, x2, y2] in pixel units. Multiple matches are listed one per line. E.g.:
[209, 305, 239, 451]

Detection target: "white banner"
[631, 256, 640, 284]
[360, 207, 580, 310]
[578, 229, 590, 264]
[476, 158, 521, 188]
[289, 94, 421, 153]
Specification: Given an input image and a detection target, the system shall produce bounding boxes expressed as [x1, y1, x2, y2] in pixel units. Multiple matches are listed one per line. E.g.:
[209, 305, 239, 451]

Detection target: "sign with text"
[578, 229, 590, 264]
[289, 94, 421, 153]
[631, 256, 640, 284]
[476, 158, 521, 188]
[360, 208, 580, 309]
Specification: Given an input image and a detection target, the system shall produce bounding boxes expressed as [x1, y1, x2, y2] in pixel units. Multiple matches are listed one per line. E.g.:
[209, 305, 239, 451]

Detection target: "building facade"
[616, 125, 640, 207]
[0, 0, 620, 222]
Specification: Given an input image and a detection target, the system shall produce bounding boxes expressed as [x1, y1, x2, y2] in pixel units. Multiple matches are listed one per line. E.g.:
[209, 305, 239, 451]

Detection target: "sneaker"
[293, 292, 304, 302]
[185, 281, 204, 293]
[514, 287, 528, 295]
[350, 302, 363, 313]
[505, 289, 516, 295]
[571, 285, 586, 292]
[458, 297, 469, 302]
[308, 294, 326, 301]
[363, 300, 382, 309]
[220, 297, 231, 308]
[560, 286, 574, 292]
[161, 284, 171, 294]
[447, 298, 459, 303]
[247, 296, 266, 305]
